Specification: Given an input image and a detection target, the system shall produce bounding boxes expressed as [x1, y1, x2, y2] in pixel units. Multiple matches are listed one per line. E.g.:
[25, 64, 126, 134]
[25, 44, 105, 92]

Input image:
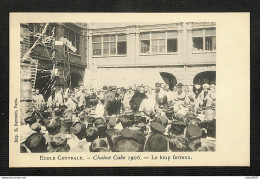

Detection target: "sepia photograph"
[9, 13, 249, 167]
[19, 22, 216, 153]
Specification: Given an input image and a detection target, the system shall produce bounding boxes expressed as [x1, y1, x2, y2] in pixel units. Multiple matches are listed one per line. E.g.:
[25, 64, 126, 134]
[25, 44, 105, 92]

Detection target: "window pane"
[110, 42, 116, 54]
[103, 42, 109, 54]
[167, 39, 177, 52]
[140, 33, 150, 40]
[212, 36, 216, 50]
[167, 31, 177, 38]
[103, 35, 110, 42]
[151, 39, 158, 52]
[110, 35, 116, 42]
[118, 34, 126, 41]
[140, 40, 150, 53]
[117, 41, 127, 54]
[205, 36, 216, 51]
[159, 39, 165, 53]
[151, 32, 159, 39]
[93, 43, 101, 55]
[93, 36, 101, 42]
[205, 28, 216, 36]
[193, 37, 203, 51]
[192, 29, 203, 36]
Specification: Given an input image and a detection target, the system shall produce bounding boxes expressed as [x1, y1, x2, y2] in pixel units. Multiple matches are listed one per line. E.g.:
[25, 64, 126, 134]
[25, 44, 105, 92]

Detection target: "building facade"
[20, 23, 87, 100]
[84, 22, 216, 89]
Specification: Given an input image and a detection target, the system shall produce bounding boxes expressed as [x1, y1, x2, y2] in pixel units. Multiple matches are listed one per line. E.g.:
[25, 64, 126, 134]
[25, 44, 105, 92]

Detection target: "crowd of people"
[21, 82, 216, 153]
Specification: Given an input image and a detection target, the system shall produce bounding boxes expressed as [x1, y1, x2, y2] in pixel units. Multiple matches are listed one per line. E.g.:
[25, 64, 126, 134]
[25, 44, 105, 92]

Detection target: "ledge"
[192, 51, 216, 54]
[93, 55, 127, 58]
[139, 52, 178, 56]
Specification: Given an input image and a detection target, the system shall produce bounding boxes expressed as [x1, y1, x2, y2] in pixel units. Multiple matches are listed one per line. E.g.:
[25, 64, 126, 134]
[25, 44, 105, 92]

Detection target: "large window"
[140, 31, 178, 54]
[64, 28, 80, 54]
[192, 28, 216, 52]
[92, 34, 127, 56]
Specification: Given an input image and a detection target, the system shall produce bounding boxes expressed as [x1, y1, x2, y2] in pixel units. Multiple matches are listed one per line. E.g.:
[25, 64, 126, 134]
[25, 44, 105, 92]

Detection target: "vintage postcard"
[9, 13, 249, 167]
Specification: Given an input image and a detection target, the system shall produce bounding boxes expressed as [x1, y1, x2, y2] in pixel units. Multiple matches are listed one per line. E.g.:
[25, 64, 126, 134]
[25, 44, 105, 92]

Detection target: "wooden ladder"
[30, 59, 38, 91]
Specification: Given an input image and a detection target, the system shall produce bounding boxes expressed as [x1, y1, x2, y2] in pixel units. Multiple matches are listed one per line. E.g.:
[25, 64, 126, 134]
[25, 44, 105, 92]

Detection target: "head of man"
[140, 86, 145, 93]
[203, 84, 209, 92]
[177, 83, 183, 94]
[35, 89, 40, 95]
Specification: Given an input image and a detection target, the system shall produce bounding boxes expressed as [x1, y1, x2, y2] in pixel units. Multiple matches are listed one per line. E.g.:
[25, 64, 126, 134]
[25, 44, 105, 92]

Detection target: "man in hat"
[185, 124, 203, 151]
[129, 85, 148, 113]
[167, 121, 188, 152]
[208, 84, 216, 108]
[114, 128, 146, 152]
[122, 86, 134, 111]
[64, 92, 77, 111]
[144, 133, 168, 152]
[32, 89, 45, 111]
[54, 88, 64, 107]
[48, 133, 70, 152]
[198, 83, 210, 108]
[174, 83, 186, 102]
[85, 88, 98, 109]
[23, 133, 48, 153]
[103, 86, 116, 117]
[74, 86, 86, 110]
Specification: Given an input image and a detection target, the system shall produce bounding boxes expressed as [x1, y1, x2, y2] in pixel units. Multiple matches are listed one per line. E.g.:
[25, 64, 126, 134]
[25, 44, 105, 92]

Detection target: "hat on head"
[94, 117, 106, 127]
[85, 126, 99, 142]
[125, 111, 135, 120]
[106, 128, 122, 151]
[59, 117, 73, 134]
[103, 85, 108, 90]
[108, 116, 117, 127]
[94, 117, 107, 136]
[46, 117, 61, 135]
[170, 121, 187, 135]
[186, 124, 202, 139]
[210, 84, 216, 88]
[154, 115, 168, 127]
[119, 116, 134, 128]
[202, 84, 210, 89]
[150, 122, 165, 134]
[145, 134, 168, 152]
[91, 138, 109, 152]
[121, 128, 146, 145]
[86, 115, 96, 124]
[24, 116, 36, 125]
[71, 122, 86, 139]
[177, 83, 184, 87]
[24, 133, 47, 153]
[114, 138, 144, 152]
[30, 122, 41, 132]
